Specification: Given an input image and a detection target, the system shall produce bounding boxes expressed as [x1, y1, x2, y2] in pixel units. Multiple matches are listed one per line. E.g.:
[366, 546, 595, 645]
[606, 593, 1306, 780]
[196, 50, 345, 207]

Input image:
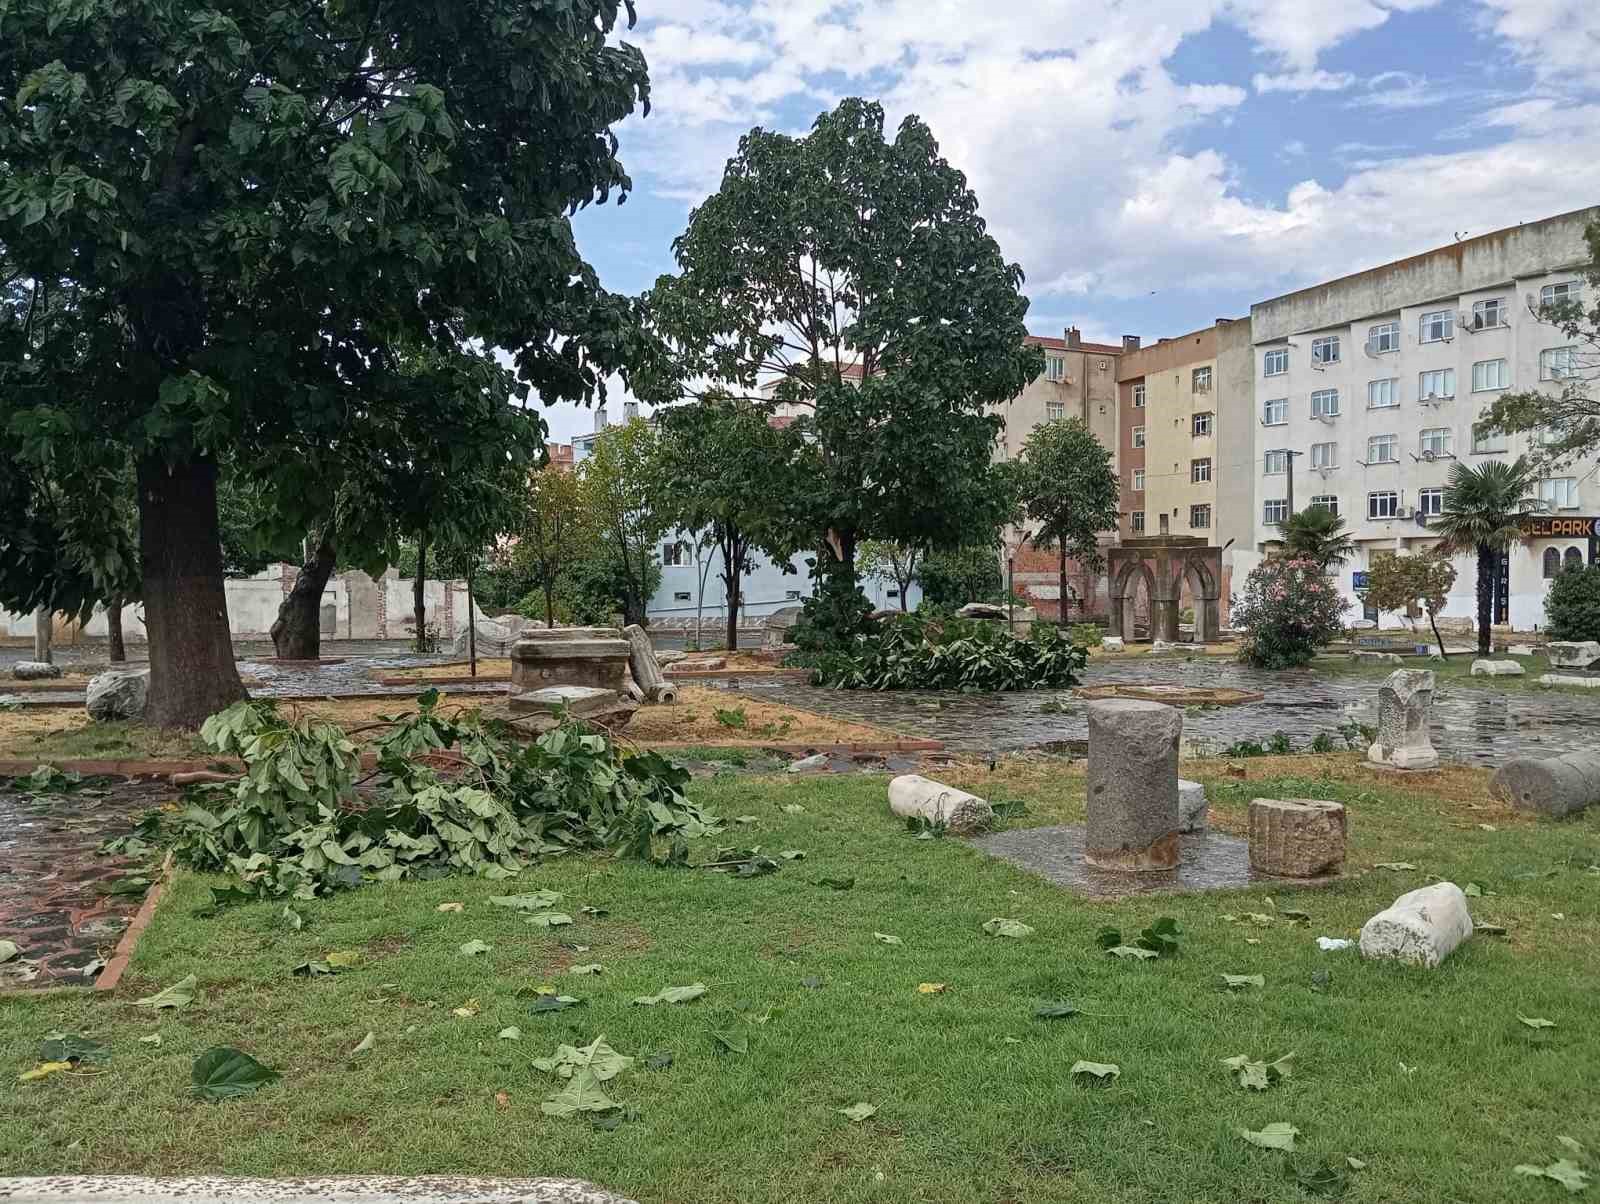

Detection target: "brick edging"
[95, 851, 175, 993]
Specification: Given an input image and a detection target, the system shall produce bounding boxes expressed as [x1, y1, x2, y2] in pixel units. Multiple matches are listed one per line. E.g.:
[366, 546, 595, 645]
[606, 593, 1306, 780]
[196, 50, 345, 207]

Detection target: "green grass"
[1312, 650, 1586, 693]
[4, 757, 1600, 1203]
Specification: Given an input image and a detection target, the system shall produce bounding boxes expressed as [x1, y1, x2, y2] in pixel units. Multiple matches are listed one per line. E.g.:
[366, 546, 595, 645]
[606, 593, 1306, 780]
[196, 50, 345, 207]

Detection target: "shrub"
[1545, 565, 1600, 642]
[809, 612, 1087, 691]
[1231, 557, 1349, 669]
[1068, 622, 1104, 648]
[789, 566, 875, 654]
[918, 545, 1004, 609]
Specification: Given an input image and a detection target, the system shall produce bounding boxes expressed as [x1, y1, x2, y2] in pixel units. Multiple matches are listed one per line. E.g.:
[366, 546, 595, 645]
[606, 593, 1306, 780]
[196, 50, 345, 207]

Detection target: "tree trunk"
[543, 577, 556, 629]
[32, 603, 51, 664]
[107, 596, 126, 663]
[137, 454, 247, 728]
[1476, 542, 1494, 657]
[466, 564, 477, 677]
[723, 541, 742, 653]
[270, 537, 337, 660]
[414, 535, 428, 651]
[1428, 608, 1449, 660]
[1058, 541, 1068, 628]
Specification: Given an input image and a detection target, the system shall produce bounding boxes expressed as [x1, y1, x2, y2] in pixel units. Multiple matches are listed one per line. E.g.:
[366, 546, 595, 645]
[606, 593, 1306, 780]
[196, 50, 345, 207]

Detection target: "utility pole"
[1277, 448, 1305, 516]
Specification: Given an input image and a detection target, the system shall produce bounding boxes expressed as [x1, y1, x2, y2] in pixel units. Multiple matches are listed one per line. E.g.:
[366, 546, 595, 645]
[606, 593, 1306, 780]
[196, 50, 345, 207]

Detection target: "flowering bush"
[1231, 557, 1349, 669]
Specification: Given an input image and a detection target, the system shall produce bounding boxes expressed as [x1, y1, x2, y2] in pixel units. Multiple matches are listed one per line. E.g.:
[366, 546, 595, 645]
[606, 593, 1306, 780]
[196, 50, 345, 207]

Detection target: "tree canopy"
[1016, 418, 1117, 619]
[0, 0, 652, 724]
[1432, 458, 1540, 655]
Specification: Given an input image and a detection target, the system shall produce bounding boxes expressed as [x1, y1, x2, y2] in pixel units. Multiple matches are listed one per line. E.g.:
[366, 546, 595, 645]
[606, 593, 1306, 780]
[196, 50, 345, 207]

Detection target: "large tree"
[654, 398, 802, 648]
[1015, 418, 1118, 622]
[515, 461, 593, 630]
[1432, 458, 1540, 656]
[643, 98, 1039, 625]
[0, 0, 650, 725]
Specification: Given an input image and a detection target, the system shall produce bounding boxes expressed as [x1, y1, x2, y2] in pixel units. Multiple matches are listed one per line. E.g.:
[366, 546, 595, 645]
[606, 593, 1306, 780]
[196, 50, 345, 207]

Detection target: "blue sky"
[542, 0, 1600, 441]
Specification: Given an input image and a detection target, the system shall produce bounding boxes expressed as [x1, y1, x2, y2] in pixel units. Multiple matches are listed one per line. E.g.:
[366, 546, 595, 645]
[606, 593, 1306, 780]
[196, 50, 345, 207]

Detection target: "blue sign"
[1352, 571, 1370, 591]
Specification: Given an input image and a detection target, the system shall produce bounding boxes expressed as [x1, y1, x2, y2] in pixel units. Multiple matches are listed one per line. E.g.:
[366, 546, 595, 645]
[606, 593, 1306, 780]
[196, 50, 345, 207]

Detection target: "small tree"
[585, 419, 667, 628]
[1277, 508, 1356, 570]
[1431, 458, 1541, 655]
[1015, 419, 1118, 623]
[515, 464, 592, 630]
[1232, 557, 1349, 669]
[1544, 564, 1600, 643]
[1363, 551, 1458, 657]
[919, 546, 1004, 610]
[857, 541, 923, 612]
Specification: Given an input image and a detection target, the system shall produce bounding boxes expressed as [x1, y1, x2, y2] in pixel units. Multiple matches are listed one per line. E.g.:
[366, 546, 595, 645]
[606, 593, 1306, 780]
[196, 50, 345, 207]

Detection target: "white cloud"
[1476, 0, 1600, 86]
[1253, 69, 1356, 93]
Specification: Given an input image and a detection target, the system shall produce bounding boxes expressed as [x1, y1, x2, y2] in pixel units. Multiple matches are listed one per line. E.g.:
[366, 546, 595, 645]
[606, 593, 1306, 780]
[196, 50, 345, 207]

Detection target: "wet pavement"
[0, 776, 174, 991]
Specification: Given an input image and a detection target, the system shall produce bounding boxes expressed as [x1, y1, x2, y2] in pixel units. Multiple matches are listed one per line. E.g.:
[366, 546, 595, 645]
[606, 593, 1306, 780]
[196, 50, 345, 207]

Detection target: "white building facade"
[1246, 206, 1600, 631]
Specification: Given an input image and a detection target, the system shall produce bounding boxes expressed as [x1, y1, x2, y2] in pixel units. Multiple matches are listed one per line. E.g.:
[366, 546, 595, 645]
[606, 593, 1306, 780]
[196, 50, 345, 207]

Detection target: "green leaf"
[1518, 1015, 1557, 1029]
[138, 1034, 162, 1047]
[1515, 1159, 1593, 1193]
[458, 939, 492, 957]
[532, 1037, 632, 1082]
[488, 891, 565, 911]
[0, 940, 20, 963]
[1463, 882, 1483, 897]
[350, 1031, 375, 1055]
[498, 1027, 522, 1041]
[529, 994, 584, 1014]
[838, 1101, 878, 1122]
[1221, 1052, 1295, 1091]
[1291, 1158, 1350, 1198]
[191, 1047, 281, 1101]
[780, 850, 806, 860]
[709, 1029, 748, 1055]
[1476, 922, 1508, 936]
[324, 950, 360, 969]
[1069, 1060, 1120, 1083]
[280, 906, 304, 931]
[1106, 945, 1158, 960]
[1279, 908, 1311, 925]
[39, 1034, 108, 1064]
[645, 1052, 674, 1071]
[782, 804, 806, 815]
[1134, 916, 1181, 955]
[1034, 1000, 1083, 1020]
[569, 964, 604, 976]
[292, 961, 334, 977]
[1094, 926, 1122, 950]
[525, 912, 574, 928]
[1373, 862, 1417, 871]
[632, 983, 707, 1006]
[873, 932, 902, 946]
[1346, 1157, 1367, 1171]
[982, 918, 1034, 938]
[541, 1068, 619, 1118]
[815, 876, 855, 891]
[136, 974, 198, 1009]
[1240, 1122, 1300, 1151]
[1222, 974, 1266, 990]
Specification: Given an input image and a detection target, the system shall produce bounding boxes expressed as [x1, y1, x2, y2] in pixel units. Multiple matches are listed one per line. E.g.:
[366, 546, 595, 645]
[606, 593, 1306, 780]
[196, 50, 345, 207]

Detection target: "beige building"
[994, 327, 1130, 461]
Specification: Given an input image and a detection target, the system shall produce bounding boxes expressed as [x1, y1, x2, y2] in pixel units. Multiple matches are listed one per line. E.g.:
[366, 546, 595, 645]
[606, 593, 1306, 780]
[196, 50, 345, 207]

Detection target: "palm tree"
[1430, 458, 1541, 656]
[1276, 507, 1357, 569]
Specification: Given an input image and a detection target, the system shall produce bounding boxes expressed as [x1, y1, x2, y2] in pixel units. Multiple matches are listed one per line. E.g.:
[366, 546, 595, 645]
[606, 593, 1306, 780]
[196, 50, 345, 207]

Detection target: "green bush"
[1545, 565, 1600, 642]
[808, 612, 1087, 691]
[1068, 622, 1104, 648]
[918, 545, 1004, 609]
[789, 564, 875, 654]
[1232, 557, 1349, 669]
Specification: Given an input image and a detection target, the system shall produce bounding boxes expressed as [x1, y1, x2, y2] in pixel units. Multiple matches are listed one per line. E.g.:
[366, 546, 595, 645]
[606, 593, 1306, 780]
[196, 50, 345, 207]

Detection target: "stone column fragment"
[1491, 751, 1600, 818]
[1084, 699, 1182, 871]
[1367, 669, 1439, 770]
[1247, 798, 1346, 878]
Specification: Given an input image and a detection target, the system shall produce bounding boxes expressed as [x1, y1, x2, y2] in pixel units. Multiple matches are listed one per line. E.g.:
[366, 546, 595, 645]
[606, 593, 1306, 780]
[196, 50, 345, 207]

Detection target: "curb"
[95, 852, 175, 993]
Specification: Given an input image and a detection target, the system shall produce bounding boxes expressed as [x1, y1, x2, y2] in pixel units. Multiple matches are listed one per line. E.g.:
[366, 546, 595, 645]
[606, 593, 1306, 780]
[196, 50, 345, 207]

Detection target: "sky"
[538, 0, 1600, 443]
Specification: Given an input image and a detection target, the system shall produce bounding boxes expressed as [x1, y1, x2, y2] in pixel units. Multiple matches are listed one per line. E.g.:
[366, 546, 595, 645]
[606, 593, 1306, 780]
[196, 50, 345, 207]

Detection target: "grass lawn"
[1309, 651, 1581, 694]
[4, 753, 1599, 1201]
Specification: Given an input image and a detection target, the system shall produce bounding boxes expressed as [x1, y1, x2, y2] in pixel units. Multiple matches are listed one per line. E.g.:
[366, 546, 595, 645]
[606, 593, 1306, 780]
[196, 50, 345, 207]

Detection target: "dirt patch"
[623, 688, 906, 747]
[377, 659, 513, 683]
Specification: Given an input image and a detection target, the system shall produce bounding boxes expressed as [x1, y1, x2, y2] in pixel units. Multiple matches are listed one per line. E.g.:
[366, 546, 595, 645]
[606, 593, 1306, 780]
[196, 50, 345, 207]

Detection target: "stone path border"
[92, 852, 173, 993]
[0, 1178, 635, 1204]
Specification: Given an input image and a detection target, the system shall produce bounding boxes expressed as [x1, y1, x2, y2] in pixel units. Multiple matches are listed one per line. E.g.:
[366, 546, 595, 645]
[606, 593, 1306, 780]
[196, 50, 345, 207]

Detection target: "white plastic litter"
[1316, 936, 1353, 951]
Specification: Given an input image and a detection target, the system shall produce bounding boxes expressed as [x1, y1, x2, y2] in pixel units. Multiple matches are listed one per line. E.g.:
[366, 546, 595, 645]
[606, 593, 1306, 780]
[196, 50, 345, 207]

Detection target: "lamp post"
[1008, 529, 1034, 635]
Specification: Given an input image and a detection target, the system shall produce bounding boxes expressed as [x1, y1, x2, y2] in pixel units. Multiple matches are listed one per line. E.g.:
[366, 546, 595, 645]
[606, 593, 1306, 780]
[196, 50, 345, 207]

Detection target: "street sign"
[1352, 571, 1369, 591]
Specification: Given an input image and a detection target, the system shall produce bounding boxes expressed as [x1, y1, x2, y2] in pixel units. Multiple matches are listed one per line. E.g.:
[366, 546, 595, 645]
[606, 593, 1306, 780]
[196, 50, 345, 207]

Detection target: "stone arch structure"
[1107, 536, 1223, 644]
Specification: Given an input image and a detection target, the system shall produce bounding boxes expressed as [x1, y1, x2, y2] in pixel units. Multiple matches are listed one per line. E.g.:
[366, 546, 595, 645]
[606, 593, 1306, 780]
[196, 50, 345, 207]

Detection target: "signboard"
[1351, 571, 1370, 591]
[1522, 516, 1600, 539]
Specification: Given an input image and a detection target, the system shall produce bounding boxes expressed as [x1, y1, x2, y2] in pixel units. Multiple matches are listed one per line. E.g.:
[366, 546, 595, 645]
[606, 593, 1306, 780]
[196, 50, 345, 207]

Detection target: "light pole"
[1273, 448, 1305, 516]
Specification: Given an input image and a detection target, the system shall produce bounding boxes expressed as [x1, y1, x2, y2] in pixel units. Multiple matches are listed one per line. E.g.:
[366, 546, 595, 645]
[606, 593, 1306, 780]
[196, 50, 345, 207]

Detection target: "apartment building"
[1245, 206, 1600, 629]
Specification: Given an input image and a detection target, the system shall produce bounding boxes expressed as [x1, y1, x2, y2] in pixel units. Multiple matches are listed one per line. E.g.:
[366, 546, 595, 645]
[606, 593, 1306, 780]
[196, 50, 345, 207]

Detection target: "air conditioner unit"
[1363, 340, 1379, 358]
[1421, 449, 1438, 462]
[1459, 310, 1483, 333]
[1397, 505, 1416, 519]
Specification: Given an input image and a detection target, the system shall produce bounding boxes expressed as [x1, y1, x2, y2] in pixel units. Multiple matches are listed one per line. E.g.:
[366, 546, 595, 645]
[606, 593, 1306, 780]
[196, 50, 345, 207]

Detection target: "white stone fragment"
[787, 753, 829, 773]
[887, 774, 994, 834]
[86, 669, 150, 721]
[1537, 674, 1600, 689]
[1358, 882, 1473, 968]
[1545, 640, 1600, 669]
[1100, 636, 1125, 652]
[1470, 659, 1525, 677]
[1177, 778, 1207, 832]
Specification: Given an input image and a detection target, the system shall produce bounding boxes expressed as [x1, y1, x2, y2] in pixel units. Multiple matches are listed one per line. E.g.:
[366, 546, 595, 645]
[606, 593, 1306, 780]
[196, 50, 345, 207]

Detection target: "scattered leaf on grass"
[530, 995, 585, 1014]
[1246, 912, 1275, 925]
[873, 933, 902, 946]
[532, 1037, 633, 1081]
[138, 1033, 162, 1047]
[1478, 824, 1498, 832]
[917, 982, 948, 995]
[1106, 945, 1158, 961]
[1374, 862, 1417, 871]
[734, 815, 758, 825]
[1222, 1052, 1295, 1091]
[1477, 921, 1508, 936]
[136, 974, 197, 1010]
[838, 1102, 878, 1122]
[0, 940, 19, 963]
[1518, 1016, 1557, 1029]
[1094, 926, 1122, 950]
[1069, 1061, 1120, 1083]
[498, 1027, 522, 1041]
[801, 976, 824, 990]
[569, 964, 604, 976]
[780, 850, 806, 861]
[815, 877, 855, 891]
[1514, 1160, 1592, 1194]
[1558, 1137, 1586, 1158]
[459, 940, 492, 957]
[1464, 883, 1483, 898]
[709, 1030, 748, 1055]
[525, 913, 574, 929]
[982, 918, 1035, 939]
[281, 906, 305, 930]
[1034, 1000, 1083, 1020]
[1135, 917, 1182, 954]
[488, 891, 564, 911]
[782, 804, 806, 814]
[452, 998, 480, 1018]
[1291, 1159, 1350, 1198]
[632, 983, 707, 1006]
[580, 906, 609, 918]
[1222, 974, 1266, 990]
[645, 1052, 673, 1071]
[436, 902, 464, 913]
[1310, 970, 1331, 993]
[1240, 1122, 1300, 1151]
[325, 951, 360, 969]
[350, 1032, 375, 1055]
[18, 1061, 73, 1083]
[191, 1047, 281, 1101]
[1280, 909, 1311, 925]
[293, 961, 334, 977]
[39, 1035, 108, 1064]
[1347, 1157, 1368, 1171]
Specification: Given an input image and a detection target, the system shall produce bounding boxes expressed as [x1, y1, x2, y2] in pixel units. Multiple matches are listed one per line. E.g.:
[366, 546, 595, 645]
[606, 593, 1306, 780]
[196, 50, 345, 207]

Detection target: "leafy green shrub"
[171, 693, 717, 901]
[918, 545, 1004, 609]
[809, 612, 1087, 691]
[1545, 565, 1600, 642]
[1231, 557, 1349, 669]
[1068, 622, 1104, 648]
[789, 566, 875, 654]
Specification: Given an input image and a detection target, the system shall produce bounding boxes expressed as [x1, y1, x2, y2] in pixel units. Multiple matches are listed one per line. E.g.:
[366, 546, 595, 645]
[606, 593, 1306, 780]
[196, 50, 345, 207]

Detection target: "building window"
[1566, 547, 1585, 570]
[1541, 280, 1582, 307]
[1544, 547, 1563, 578]
[1472, 424, 1508, 454]
[1541, 347, 1578, 381]
[1262, 398, 1287, 425]
[1192, 366, 1212, 392]
[1046, 401, 1065, 421]
[1311, 336, 1341, 365]
[1132, 425, 1146, 449]
[1367, 434, 1399, 464]
[1263, 498, 1289, 524]
[1419, 428, 1453, 457]
[1368, 491, 1400, 520]
[1367, 378, 1399, 409]
[1190, 503, 1212, 529]
[1132, 383, 1146, 408]
[1263, 449, 1289, 475]
[1419, 487, 1444, 517]
[661, 541, 688, 566]
[1311, 441, 1338, 469]
[1418, 368, 1455, 400]
[886, 589, 899, 599]
[1131, 510, 1146, 533]
[1310, 494, 1340, 516]
[1132, 468, 1145, 491]
[1472, 359, 1509, 392]
[1193, 411, 1213, 436]
[1471, 298, 1508, 329]
[1419, 309, 1454, 343]
[1263, 348, 1288, 376]
[1539, 478, 1579, 509]
[673, 591, 692, 602]
[1191, 458, 1212, 483]
[785, 589, 802, 600]
[1311, 388, 1340, 418]
[1368, 321, 1400, 354]
[1044, 354, 1066, 382]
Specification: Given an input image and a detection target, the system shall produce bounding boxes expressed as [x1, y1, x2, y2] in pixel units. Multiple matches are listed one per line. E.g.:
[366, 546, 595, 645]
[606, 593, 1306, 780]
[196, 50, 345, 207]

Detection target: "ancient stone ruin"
[1246, 798, 1346, 878]
[505, 627, 637, 733]
[1491, 750, 1600, 818]
[1367, 668, 1439, 771]
[1359, 882, 1473, 968]
[1084, 698, 1182, 870]
[887, 775, 994, 834]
